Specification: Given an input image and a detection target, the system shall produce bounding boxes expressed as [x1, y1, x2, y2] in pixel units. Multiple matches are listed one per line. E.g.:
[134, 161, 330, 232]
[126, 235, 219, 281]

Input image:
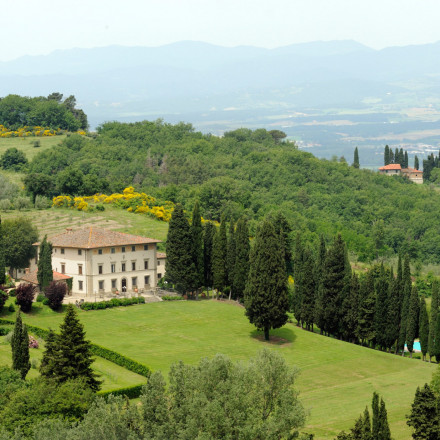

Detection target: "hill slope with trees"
[25, 120, 440, 263]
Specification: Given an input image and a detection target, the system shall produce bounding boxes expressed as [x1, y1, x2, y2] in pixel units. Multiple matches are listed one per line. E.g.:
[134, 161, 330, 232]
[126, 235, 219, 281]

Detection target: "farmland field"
[1, 300, 435, 439]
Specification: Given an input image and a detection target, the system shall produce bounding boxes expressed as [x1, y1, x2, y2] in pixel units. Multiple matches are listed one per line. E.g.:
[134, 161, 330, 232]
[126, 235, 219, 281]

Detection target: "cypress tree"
[212, 216, 227, 296]
[429, 280, 439, 362]
[404, 150, 409, 168]
[226, 220, 236, 299]
[233, 216, 250, 301]
[165, 204, 197, 295]
[353, 147, 360, 168]
[407, 384, 440, 440]
[272, 212, 293, 274]
[342, 272, 360, 343]
[374, 265, 389, 350]
[37, 235, 53, 291]
[434, 314, 440, 363]
[300, 247, 316, 331]
[414, 155, 420, 170]
[361, 406, 372, 439]
[397, 255, 411, 355]
[39, 328, 61, 378]
[406, 286, 420, 358]
[356, 271, 376, 346]
[395, 148, 399, 165]
[384, 145, 390, 166]
[244, 219, 289, 341]
[190, 201, 204, 292]
[203, 222, 215, 294]
[314, 235, 326, 335]
[292, 234, 304, 327]
[399, 148, 404, 166]
[11, 310, 30, 380]
[378, 398, 392, 440]
[419, 296, 429, 361]
[385, 268, 400, 352]
[0, 217, 5, 285]
[372, 392, 380, 440]
[40, 304, 101, 390]
[389, 148, 394, 164]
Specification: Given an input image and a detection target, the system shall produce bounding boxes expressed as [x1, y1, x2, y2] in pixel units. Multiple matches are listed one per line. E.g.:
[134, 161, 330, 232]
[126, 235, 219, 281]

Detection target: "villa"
[378, 164, 423, 184]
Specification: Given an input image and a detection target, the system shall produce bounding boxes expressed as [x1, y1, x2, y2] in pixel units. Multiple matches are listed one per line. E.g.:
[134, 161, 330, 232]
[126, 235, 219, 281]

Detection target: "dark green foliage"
[97, 384, 145, 399]
[356, 271, 376, 344]
[314, 235, 326, 333]
[190, 201, 204, 290]
[419, 296, 429, 360]
[404, 151, 409, 168]
[407, 384, 440, 440]
[2, 217, 38, 272]
[353, 147, 360, 168]
[435, 315, 440, 363]
[406, 286, 420, 357]
[372, 392, 380, 439]
[24, 173, 56, 202]
[272, 212, 293, 274]
[40, 304, 101, 391]
[226, 220, 236, 296]
[398, 256, 412, 354]
[384, 145, 390, 165]
[385, 268, 401, 350]
[37, 235, 53, 290]
[378, 398, 392, 440]
[300, 248, 316, 331]
[80, 296, 146, 310]
[0, 147, 28, 171]
[11, 310, 30, 380]
[15, 283, 37, 313]
[0, 290, 7, 312]
[0, 217, 5, 286]
[342, 272, 360, 342]
[233, 216, 250, 300]
[212, 216, 227, 294]
[245, 219, 289, 341]
[414, 155, 420, 170]
[293, 234, 304, 325]
[203, 221, 215, 289]
[165, 204, 197, 294]
[374, 265, 389, 350]
[44, 281, 67, 310]
[429, 281, 439, 361]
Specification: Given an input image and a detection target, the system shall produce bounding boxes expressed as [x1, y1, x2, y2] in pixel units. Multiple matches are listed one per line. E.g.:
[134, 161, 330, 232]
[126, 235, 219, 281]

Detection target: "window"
[78, 265, 83, 275]
[98, 249, 103, 255]
[144, 275, 150, 286]
[157, 260, 160, 266]
[131, 245, 136, 252]
[99, 280, 104, 291]
[121, 263, 126, 272]
[111, 263, 116, 273]
[78, 249, 82, 256]
[132, 277, 137, 287]
[122, 246, 126, 253]
[111, 279, 117, 289]
[61, 248, 65, 255]
[144, 244, 148, 251]
[144, 260, 149, 270]
[158, 273, 162, 280]
[61, 264, 65, 274]
[78, 280, 83, 291]
[132, 261, 136, 271]
[111, 248, 115, 254]
[98, 265, 103, 275]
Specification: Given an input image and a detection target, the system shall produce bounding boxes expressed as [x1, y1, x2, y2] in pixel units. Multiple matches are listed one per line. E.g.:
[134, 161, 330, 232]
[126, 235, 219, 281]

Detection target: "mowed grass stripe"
[14, 300, 435, 439]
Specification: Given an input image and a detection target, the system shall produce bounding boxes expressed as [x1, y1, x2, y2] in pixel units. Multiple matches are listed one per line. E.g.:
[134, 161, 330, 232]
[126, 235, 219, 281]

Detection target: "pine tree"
[37, 235, 53, 291]
[212, 216, 228, 296]
[300, 247, 316, 331]
[419, 296, 429, 361]
[407, 384, 440, 440]
[190, 201, 204, 292]
[314, 235, 326, 335]
[374, 265, 389, 350]
[0, 217, 5, 285]
[406, 286, 420, 358]
[165, 204, 197, 295]
[353, 147, 360, 168]
[203, 222, 215, 294]
[233, 216, 250, 301]
[11, 310, 30, 380]
[226, 220, 236, 299]
[244, 219, 289, 341]
[384, 145, 390, 166]
[414, 155, 420, 170]
[40, 304, 101, 390]
[272, 212, 293, 274]
[429, 280, 439, 362]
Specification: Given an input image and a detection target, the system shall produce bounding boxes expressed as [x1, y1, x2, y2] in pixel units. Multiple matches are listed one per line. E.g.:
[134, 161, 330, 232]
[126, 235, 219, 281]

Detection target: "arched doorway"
[121, 278, 127, 293]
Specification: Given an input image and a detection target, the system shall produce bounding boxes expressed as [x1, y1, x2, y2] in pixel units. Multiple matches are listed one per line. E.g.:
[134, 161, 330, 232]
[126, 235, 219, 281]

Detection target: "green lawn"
[0, 135, 66, 161]
[2, 300, 435, 439]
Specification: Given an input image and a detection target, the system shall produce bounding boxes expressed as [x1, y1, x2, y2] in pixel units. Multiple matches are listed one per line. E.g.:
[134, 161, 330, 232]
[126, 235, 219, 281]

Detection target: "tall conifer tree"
[385, 268, 400, 352]
[0, 217, 5, 285]
[11, 310, 30, 380]
[342, 272, 360, 343]
[233, 216, 250, 301]
[414, 155, 420, 170]
[190, 201, 204, 291]
[404, 150, 409, 168]
[378, 398, 392, 440]
[419, 296, 429, 361]
[37, 235, 53, 291]
[203, 222, 215, 294]
[384, 145, 390, 165]
[406, 286, 420, 358]
[212, 216, 227, 296]
[300, 247, 316, 331]
[434, 313, 440, 363]
[429, 280, 439, 361]
[398, 255, 411, 355]
[226, 220, 236, 299]
[353, 147, 360, 168]
[374, 265, 389, 350]
[356, 271, 376, 346]
[244, 219, 289, 341]
[272, 212, 293, 274]
[314, 235, 326, 334]
[292, 234, 304, 327]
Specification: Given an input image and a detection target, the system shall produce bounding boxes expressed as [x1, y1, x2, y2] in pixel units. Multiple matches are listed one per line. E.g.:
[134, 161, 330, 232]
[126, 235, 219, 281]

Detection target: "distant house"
[378, 164, 423, 184]
[19, 269, 72, 292]
[157, 252, 166, 280]
[32, 227, 163, 296]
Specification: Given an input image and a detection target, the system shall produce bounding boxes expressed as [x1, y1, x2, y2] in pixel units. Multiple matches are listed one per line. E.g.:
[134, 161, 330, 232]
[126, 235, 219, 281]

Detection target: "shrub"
[80, 296, 146, 311]
[0, 326, 11, 336]
[30, 359, 39, 369]
[8, 288, 16, 297]
[32, 139, 41, 148]
[98, 384, 145, 399]
[0, 199, 12, 211]
[15, 283, 37, 312]
[14, 196, 32, 211]
[162, 295, 184, 301]
[34, 195, 51, 210]
[8, 304, 15, 313]
[42, 298, 49, 306]
[44, 281, 67, 310]
[95, 204, 105, 211]
[0, 290, 7, 311]
[36, 294, 45, 302]
[0, 147, 28, 171]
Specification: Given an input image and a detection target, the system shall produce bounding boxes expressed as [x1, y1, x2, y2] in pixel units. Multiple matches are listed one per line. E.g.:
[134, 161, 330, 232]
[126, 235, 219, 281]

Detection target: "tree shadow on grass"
[250, 326, 296, 347]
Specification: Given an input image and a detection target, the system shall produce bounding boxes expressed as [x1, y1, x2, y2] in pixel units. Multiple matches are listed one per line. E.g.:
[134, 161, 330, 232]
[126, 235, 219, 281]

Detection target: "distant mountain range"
[1, 40, 439, 164]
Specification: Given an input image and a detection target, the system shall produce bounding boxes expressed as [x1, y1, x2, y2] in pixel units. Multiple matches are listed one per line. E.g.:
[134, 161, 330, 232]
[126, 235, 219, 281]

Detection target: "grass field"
[0, 135, 66, 161]
[1, 299, 435, 439]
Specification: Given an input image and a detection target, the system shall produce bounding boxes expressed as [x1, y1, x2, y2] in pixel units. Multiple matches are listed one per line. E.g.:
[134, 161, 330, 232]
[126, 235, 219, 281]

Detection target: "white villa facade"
[32, 227, 162, 296]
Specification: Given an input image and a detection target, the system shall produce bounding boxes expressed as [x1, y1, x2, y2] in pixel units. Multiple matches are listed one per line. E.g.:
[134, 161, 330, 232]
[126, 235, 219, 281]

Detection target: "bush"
[0, 199, 12, 211]
[44, 281, 67, 310]
[98, 384, 145, 399]
[14, 196, 32, 211]
[0, 290, 7, 311]
[32, 140, 41, 148]
[95, 204, 105, 211]
[0, 148, 28, 171]
[15, 283, 37, 312]
[36, 294, 45, 302]
[8, 304, 15, 312]
[162, 295, 184, 301]
[42, 298, 49, 306]
[34, 195, 51, 210]
[0, 326, 11, 336]
[8, 288, 16, 297]
[80, 296, 145, 311]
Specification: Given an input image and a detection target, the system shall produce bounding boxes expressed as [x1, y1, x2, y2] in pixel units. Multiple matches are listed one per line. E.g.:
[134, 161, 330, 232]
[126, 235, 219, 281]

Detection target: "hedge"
[80, 296, 146, 311]
[0, 326, 11, 336]
[161, 295, 184, 301]
[97, 384, 145, 399]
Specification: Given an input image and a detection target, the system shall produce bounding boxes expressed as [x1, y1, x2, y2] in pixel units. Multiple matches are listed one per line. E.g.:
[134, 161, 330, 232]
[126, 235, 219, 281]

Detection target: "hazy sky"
[2, 0, 440, 61]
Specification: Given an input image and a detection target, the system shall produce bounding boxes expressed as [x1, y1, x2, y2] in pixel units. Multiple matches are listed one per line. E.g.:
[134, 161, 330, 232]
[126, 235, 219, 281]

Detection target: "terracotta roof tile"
[35, 227, 161, 249]
[20, 270, 72, 284]
[379, 164, 402, 170]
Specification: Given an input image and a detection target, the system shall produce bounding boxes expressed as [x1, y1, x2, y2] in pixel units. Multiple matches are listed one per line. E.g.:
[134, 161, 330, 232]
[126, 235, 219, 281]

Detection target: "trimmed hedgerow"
[97, 384, 145, 399]
[80, 296, 145, 311]
[161, 295, 184, 301]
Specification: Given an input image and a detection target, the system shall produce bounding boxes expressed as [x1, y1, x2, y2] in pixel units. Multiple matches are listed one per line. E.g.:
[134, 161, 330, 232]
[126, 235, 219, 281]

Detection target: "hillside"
[25, 121, 440, 263]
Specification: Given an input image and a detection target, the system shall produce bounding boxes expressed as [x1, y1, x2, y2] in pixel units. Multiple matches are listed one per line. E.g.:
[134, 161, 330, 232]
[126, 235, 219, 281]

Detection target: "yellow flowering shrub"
[0, 124, 85, 137]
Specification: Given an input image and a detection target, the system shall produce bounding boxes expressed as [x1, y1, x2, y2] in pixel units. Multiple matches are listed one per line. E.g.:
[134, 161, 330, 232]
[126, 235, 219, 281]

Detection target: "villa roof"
[34, 227, 161, 249]
[401, 167, 421, 173]
[20, 270, 72, 285]
[157, 252, 166, 259]
[379, 164, 402, 170]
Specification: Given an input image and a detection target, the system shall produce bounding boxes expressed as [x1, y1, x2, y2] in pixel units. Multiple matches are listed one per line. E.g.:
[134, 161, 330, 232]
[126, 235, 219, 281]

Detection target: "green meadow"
[1, 300, 435, 439]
